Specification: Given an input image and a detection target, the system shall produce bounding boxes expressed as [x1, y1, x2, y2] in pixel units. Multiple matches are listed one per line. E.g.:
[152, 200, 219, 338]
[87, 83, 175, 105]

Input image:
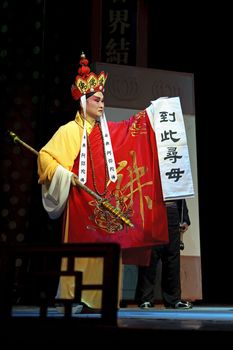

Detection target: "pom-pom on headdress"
[71, 52, 108, 101]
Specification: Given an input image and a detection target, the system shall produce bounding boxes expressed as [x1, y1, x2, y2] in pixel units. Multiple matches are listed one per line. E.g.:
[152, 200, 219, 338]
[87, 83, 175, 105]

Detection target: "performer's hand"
[179, 222, 189, 233]
[71, 174, 79, 186]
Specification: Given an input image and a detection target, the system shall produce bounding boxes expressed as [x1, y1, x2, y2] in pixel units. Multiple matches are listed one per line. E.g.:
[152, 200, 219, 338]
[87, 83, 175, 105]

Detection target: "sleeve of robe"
[37, 120, 83, 218]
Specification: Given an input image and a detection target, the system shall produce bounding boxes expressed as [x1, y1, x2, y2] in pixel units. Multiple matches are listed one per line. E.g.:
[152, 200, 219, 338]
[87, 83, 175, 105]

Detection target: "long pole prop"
[8, 131, 133, 228]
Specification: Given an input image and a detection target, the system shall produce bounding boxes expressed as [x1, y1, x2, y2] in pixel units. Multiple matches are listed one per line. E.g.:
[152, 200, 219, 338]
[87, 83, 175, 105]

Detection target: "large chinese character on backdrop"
[102, 0, 137, 65]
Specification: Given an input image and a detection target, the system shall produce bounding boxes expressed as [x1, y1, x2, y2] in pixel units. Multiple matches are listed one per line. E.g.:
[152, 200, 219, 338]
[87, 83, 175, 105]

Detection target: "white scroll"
[149, 97, 194, 201]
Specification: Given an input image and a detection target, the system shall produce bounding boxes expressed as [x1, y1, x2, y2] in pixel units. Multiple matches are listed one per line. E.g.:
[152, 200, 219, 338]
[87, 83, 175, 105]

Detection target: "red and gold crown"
[71, 52, 108, 101]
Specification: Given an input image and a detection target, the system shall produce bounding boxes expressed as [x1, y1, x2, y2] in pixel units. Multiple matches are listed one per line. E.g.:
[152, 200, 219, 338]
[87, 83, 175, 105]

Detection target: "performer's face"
[86, 92, 104, 120]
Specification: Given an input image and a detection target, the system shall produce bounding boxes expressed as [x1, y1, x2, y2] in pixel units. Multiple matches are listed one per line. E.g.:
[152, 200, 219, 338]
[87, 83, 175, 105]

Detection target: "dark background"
[0, 1, 230, 303]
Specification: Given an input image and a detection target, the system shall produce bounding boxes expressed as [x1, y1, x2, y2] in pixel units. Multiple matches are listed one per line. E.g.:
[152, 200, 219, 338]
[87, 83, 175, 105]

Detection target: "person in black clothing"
[135, 199, 192, 309]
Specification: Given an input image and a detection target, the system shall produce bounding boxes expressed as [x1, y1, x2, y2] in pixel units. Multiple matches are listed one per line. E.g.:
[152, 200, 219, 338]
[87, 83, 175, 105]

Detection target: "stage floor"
[2, 305, 233, 344]
[11, 304, 233, 330]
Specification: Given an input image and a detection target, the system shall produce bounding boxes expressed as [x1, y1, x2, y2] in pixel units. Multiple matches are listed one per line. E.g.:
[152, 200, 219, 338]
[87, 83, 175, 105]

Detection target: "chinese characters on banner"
[148, 97, 195, 201]
[102, 0, 137, 65]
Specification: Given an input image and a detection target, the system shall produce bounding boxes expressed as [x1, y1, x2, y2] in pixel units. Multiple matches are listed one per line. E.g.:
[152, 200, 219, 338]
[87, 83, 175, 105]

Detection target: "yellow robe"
[38, 112, 121, 308]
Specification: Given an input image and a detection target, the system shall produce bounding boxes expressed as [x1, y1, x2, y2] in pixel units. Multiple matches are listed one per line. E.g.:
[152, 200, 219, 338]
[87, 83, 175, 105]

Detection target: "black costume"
[135, 199, 192, 308]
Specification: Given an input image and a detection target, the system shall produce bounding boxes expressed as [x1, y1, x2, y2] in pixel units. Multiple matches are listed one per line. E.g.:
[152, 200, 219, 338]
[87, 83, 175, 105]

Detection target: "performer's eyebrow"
[93, 96, 104, 102]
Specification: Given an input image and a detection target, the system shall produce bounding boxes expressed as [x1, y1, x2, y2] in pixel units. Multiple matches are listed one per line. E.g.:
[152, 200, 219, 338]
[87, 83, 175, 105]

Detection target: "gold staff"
[8, 130, 134, 228]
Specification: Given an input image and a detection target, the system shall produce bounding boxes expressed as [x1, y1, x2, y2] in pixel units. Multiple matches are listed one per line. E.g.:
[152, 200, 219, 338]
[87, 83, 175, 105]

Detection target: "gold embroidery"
[88, 151, 153, 233]
[129, 111, 147, 137]
[144, 196, 153, 210]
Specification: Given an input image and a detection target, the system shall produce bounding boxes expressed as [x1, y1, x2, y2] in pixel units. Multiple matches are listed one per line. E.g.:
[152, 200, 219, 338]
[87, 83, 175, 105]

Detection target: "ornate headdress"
[71, 52, 108, 101]
[72, 52, 117, 186]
